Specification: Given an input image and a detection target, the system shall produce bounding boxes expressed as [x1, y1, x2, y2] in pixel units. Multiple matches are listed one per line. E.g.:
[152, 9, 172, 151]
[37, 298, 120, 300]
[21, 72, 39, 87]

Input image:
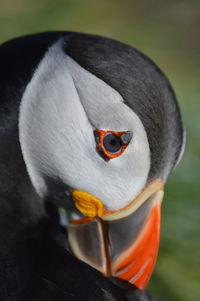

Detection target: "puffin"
[0, 31, 184, 301]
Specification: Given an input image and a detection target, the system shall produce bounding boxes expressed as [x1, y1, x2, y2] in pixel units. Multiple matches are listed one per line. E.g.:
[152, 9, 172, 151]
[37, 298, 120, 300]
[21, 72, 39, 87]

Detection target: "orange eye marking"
[94, 129, 132, 160]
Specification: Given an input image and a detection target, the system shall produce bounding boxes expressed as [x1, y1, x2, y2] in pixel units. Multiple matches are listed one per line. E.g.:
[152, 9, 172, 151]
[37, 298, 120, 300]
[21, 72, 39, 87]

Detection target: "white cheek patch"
[19, 40, 151, 210]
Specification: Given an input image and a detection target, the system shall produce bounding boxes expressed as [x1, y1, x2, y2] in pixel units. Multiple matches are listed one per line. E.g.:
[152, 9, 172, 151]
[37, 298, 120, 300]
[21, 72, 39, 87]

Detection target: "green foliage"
[0, 1, 199, 300]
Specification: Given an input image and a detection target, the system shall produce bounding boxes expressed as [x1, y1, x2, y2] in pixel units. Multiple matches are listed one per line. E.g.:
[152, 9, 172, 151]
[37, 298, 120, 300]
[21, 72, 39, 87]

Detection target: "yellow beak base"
[72, 190, 104, 218]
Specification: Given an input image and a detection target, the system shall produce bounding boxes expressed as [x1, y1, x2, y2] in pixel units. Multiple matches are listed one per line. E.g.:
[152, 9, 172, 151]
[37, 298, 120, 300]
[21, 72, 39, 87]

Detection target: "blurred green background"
[0, 0, 199, 300]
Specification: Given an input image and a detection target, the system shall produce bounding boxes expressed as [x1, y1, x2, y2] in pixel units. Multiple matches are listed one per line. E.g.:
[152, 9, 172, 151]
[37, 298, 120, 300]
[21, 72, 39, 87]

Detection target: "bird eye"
[94, 129, 132, 160]
[103, 133, 122, 154]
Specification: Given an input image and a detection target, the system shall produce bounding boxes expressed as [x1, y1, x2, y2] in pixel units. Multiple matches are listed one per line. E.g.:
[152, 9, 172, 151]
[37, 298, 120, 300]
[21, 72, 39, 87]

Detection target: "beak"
[67, 180, 164, 290]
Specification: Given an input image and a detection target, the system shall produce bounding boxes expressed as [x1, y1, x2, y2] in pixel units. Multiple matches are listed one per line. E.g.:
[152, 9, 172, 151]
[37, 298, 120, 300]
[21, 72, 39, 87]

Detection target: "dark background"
[0, 1, 199, 300]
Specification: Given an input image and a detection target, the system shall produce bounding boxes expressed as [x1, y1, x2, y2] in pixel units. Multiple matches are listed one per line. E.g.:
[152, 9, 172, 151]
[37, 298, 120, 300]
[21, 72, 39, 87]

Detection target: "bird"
[0, 31, 184, 301]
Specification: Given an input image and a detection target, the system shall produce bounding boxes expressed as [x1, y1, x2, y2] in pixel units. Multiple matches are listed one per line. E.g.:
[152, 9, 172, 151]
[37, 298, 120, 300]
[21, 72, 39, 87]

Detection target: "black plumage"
[0, 31, 183, 300]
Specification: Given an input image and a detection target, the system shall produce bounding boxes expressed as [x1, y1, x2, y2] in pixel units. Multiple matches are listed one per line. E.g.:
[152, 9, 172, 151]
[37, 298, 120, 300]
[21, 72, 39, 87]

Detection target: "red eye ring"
[94, 129, 132, 160]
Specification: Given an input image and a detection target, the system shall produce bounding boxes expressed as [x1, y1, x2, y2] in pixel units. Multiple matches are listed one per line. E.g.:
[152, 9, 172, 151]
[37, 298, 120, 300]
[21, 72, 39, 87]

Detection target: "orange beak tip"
[113, 203, 161, 290]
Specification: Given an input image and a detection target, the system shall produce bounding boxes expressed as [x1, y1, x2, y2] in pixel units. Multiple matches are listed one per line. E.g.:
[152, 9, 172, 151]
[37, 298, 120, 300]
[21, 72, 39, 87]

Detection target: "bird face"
[19, 38, 183, 290]
[19, 41, 151, 211]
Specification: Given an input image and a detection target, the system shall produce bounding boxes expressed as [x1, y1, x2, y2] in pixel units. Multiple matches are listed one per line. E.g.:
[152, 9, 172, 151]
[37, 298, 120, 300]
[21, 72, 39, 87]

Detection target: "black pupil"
[103, 133, 122, 154]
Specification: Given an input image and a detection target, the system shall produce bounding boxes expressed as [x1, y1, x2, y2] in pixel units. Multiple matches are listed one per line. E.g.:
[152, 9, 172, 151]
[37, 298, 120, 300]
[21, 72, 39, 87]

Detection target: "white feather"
[19, 40, 150, 210]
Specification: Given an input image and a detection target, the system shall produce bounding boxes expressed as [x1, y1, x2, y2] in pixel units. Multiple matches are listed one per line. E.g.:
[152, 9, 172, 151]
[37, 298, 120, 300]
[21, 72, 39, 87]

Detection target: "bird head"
[19, 33, 184, 290]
